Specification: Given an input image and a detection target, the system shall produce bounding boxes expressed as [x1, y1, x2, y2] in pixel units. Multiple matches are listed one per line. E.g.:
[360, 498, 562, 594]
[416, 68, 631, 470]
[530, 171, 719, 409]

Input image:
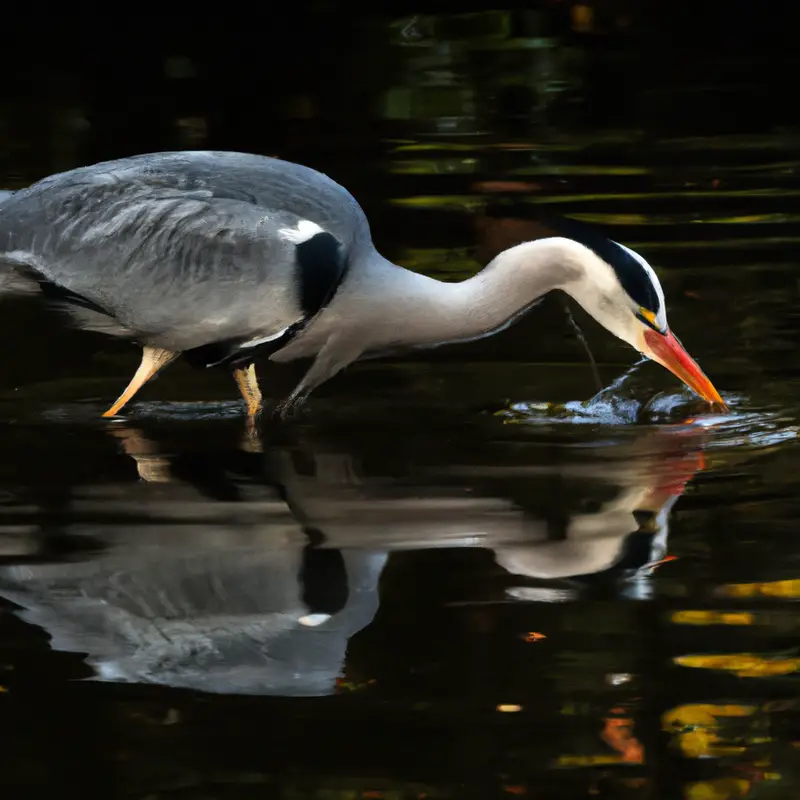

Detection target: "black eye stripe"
[541, 215, 662, 313]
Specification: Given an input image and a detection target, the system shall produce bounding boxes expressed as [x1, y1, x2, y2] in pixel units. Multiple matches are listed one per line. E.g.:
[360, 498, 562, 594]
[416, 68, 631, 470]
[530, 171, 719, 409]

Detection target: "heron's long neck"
[274, 238, 590, 365]
[362, 238, 586, 352]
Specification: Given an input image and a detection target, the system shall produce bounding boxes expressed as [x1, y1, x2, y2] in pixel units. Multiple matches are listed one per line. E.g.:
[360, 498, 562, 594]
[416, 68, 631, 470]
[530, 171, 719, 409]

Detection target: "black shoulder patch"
[183, 323, 303, 370]
[543, 215, 660, 313]
[295, 231, 347, 317]
[183, 339, 252, 370]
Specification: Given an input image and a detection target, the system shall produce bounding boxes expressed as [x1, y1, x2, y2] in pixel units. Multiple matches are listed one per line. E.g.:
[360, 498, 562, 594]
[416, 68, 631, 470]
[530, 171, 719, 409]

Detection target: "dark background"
[3, 2, 799, 181]
[0, 4, 799, 800]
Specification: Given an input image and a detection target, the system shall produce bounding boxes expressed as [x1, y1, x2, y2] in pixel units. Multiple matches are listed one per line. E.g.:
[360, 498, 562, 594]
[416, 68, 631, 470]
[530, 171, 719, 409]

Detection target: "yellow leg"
[233, 362, 263, 443]
[102, 346, 179, 418]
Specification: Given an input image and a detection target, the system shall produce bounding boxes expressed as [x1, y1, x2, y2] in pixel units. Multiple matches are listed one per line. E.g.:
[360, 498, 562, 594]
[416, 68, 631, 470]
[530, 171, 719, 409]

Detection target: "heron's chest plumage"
[182, 226, 350, 369]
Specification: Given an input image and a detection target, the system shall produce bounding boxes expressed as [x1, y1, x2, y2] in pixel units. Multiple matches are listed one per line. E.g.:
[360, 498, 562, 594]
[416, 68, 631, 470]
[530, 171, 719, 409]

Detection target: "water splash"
[497, 359, 799, 451]
[499, 359, 705, 426]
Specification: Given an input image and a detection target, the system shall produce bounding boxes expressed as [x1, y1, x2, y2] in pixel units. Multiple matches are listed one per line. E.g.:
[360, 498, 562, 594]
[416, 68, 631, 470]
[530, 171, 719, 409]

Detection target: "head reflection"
[0, 410, 706, 696]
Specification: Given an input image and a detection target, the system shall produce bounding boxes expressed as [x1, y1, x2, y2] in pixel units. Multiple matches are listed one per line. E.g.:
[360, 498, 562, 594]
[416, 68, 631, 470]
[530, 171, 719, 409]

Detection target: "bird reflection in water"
[0, 404, 708, 696]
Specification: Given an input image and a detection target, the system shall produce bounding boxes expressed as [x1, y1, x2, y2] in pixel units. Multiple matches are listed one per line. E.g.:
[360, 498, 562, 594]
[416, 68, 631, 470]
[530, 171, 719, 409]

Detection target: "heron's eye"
[635, 307, 664, 333]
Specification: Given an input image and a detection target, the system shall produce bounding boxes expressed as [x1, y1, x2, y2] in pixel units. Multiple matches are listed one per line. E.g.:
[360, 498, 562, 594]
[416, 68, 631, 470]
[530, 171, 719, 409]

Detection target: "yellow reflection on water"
[671, 610, 755, 626]
[684, 778, 753, 800]
[674, 653, 800, 677]
[662, 704, 756, 759]
[718, 578, 800, 598]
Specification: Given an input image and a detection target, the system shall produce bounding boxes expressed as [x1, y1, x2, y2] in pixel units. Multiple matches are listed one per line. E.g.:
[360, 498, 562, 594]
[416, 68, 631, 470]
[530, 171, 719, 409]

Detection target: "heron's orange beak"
[642, 328, 727, 411]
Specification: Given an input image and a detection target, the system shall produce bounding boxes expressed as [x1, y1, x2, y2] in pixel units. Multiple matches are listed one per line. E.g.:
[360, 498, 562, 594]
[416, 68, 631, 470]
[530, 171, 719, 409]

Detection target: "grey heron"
[0, 151, 726, 428]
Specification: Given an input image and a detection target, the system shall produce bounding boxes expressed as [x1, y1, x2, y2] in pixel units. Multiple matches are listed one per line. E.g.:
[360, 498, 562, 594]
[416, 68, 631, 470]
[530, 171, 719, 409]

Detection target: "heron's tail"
[0, 189, 15, 206]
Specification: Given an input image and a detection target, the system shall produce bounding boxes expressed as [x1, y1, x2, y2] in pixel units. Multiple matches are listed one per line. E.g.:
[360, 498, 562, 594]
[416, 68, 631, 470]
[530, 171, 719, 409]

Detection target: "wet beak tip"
[643, 328, 727, 414]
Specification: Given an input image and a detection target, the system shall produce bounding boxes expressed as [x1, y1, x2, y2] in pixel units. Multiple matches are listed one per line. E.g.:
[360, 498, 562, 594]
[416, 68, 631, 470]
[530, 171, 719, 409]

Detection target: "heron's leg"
[232, 362, 263, 443]
[274, 388, 310, 420]
[274, 337, 361, 420]
[102, 346, 179, 418]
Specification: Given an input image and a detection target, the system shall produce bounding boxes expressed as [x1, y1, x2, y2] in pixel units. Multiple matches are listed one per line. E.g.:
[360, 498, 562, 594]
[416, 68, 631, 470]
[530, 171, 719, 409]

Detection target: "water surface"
[1, 10, 799, 799]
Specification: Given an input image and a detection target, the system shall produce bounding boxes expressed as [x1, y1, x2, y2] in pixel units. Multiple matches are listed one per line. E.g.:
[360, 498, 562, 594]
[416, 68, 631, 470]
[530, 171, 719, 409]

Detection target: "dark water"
[1, 10, 800, 799]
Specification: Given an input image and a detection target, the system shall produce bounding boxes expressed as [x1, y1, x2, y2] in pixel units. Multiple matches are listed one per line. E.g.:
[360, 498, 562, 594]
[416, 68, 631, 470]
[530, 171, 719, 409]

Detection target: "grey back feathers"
[0, 152, 362, 356]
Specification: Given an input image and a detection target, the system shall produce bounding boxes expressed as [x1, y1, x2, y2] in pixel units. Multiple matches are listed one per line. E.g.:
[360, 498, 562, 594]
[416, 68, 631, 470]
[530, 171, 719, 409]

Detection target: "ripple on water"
[31, 399, 246, 424]
[497, 362, 798, 453]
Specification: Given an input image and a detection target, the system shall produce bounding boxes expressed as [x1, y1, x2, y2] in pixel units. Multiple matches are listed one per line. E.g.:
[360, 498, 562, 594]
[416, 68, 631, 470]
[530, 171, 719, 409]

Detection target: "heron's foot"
[273, 391, 309, 421]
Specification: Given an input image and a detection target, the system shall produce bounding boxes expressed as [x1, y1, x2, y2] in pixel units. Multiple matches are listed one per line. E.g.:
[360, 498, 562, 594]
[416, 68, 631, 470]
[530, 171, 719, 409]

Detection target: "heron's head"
[560, 234, 726, 410]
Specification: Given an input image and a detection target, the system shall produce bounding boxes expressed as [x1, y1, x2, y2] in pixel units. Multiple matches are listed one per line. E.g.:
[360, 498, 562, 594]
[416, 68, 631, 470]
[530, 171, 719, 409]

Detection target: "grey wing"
[0, 179, 347, 352]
